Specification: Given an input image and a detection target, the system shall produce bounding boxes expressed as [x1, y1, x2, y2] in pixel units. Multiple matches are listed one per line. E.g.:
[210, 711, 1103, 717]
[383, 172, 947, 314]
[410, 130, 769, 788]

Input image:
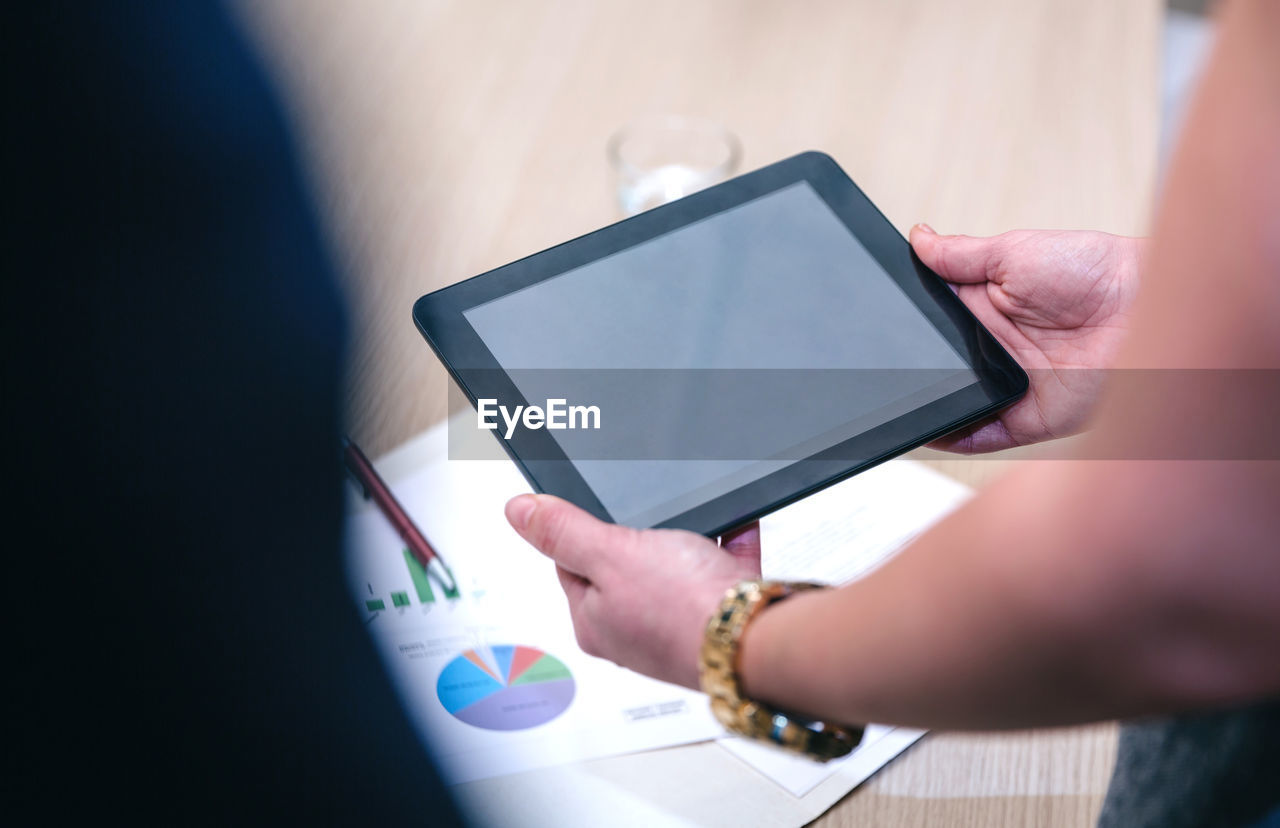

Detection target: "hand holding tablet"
[414, 152, 1028, 535]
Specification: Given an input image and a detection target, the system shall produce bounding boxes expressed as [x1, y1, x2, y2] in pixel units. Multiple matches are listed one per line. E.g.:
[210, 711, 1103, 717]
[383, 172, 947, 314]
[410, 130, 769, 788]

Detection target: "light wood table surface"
[236, 1, 1160, 824]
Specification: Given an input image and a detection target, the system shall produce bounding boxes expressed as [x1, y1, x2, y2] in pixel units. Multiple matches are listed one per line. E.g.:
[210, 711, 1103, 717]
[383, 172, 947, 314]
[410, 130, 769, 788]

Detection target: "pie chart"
[437, 645, 575, 731]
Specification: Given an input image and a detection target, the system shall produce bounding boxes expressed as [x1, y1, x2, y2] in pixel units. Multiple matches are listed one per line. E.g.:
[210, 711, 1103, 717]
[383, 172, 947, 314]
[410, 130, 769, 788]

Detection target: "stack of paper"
[345, 417, 971, 825]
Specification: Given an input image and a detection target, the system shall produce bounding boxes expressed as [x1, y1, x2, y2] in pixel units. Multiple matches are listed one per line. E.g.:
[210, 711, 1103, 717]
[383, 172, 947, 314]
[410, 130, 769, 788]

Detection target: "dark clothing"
[1099, 700, 1280, 828]
[8, 3, 463, 824]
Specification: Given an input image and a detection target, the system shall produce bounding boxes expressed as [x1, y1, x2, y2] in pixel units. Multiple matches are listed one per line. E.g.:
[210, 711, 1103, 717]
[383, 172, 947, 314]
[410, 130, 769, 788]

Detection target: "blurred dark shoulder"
[6, 4, 463, 824]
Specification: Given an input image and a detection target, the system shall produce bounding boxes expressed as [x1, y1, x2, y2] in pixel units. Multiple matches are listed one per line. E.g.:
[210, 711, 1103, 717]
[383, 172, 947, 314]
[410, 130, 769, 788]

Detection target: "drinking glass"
[607, 116, 742, 217]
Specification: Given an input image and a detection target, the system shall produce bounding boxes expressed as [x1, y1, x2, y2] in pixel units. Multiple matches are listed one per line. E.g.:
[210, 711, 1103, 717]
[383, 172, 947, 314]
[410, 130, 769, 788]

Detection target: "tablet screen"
[460, 182, 976, 527]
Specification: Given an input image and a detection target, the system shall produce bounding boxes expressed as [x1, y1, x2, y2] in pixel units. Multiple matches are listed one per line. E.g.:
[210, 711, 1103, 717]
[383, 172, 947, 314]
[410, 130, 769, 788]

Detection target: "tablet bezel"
[413, 151, 1027, 536]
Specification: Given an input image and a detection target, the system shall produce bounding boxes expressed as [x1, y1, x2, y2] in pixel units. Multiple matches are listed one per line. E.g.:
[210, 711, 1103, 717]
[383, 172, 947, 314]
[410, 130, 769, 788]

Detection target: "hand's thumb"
[505, 494, 628, 575]
[910, 224, 1001, 284]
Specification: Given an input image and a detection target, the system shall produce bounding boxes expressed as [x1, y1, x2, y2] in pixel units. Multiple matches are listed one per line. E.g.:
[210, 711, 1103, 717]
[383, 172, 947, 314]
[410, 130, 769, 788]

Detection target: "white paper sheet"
[344, 457, 723, 784]
[760, 458, 972, 585]
[719, 725, 925, 798]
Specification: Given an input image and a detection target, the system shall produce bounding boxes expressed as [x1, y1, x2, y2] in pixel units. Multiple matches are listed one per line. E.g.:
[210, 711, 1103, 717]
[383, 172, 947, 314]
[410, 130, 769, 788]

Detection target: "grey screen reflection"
[463, 182, 972, 527]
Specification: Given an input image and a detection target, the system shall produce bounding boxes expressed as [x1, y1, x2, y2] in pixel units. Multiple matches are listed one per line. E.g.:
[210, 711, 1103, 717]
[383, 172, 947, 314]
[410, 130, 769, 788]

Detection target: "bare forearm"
[739, 463, 1129, 730]
[739, 459, 1279, 731]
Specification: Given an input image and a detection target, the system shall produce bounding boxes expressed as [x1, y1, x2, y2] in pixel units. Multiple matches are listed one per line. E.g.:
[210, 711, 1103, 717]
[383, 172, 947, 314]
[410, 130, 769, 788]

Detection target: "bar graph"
[361, 548, 461, 616]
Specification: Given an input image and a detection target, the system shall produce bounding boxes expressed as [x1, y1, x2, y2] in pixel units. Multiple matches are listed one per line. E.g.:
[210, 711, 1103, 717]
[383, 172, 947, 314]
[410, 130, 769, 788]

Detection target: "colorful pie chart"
[437, 645, 575, 731]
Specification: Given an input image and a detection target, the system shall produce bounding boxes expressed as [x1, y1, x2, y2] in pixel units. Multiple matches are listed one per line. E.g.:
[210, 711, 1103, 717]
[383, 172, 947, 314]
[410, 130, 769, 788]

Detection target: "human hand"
[504, 493, 762, 689]
[910, 225, 1143, 452]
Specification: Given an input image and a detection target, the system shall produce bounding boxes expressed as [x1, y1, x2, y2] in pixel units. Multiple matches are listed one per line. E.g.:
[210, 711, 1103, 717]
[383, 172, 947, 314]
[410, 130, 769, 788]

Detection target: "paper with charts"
[343, 457, 725, 784]
[344, 425, 971, 788]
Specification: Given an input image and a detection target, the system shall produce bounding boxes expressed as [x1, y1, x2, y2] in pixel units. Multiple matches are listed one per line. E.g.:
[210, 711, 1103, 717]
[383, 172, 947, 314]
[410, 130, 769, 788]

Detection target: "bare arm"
[737, 0, 1280, 730]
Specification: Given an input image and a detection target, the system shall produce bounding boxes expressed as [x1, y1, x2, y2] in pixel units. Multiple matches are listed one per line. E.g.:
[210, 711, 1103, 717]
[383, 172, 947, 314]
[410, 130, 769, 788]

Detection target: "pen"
[341, 435, 458, 595]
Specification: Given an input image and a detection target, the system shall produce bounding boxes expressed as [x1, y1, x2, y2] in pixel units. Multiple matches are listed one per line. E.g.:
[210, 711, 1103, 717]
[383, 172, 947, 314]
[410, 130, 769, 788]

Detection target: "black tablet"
[413, 152, 1026, 536]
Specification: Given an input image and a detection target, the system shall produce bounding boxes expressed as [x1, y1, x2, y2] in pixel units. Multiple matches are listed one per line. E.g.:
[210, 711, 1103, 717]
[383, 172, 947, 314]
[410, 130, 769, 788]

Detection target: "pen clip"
[349, 477, 374, 501]
[341, 435, 375, 500]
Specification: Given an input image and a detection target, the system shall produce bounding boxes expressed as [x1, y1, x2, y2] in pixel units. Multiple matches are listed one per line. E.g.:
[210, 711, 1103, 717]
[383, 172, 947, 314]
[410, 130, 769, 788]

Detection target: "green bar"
[403, 548, 435, 603]
[365, 599, 385, 612]
[391, 591, 410, 608]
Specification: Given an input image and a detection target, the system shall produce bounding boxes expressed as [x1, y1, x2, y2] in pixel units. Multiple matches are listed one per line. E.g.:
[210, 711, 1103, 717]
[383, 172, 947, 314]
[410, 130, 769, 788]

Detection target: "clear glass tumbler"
[607, 115, 742, 217]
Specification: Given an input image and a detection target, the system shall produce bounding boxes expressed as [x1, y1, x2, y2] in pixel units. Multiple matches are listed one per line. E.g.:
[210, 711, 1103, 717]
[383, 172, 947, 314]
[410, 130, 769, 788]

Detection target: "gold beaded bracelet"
[699, 579, 864, 761]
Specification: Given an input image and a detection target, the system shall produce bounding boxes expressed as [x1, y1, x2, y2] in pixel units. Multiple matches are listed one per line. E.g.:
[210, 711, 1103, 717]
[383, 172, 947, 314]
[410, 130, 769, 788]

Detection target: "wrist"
[737, 582, 819, 706]
[699, 580, 862, 760]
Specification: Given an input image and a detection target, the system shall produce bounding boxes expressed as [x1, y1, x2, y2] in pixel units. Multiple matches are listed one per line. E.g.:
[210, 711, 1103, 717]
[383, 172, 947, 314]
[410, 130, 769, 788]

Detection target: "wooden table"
[235, 1, 1160, 824]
